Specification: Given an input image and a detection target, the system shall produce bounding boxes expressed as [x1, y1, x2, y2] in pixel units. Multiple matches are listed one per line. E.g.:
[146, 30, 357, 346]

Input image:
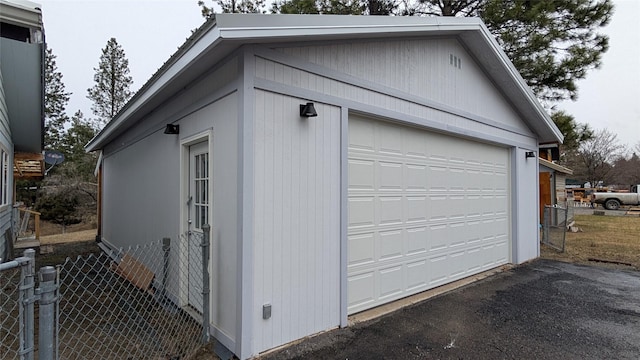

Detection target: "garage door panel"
[348, 233, 375, 266]
[379, 230, 403, 260]
[348, 197, 375, 230]
[348, 272, 376, 309]
[349, 159, 375, 191]
[378, 196, 403, 225]
[406, 227, 427, 254]
[379, 265, 403, 299]
[348, 117, 510, 314]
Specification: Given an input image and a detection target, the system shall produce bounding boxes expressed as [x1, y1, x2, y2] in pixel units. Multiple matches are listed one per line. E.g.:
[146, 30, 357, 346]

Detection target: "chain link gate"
[0, 224, 211, 359]
[542, 205, 570, 252]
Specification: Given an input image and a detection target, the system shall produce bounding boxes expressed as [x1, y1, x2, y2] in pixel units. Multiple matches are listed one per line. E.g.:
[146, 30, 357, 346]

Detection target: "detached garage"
[86, 14, 563, 360]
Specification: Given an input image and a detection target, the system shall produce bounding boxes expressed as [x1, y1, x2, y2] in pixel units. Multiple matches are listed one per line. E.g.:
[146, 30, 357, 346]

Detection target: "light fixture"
[300, 102, 318, 118]
[525, 151, 536, 158]
[164, 124, 179, 135]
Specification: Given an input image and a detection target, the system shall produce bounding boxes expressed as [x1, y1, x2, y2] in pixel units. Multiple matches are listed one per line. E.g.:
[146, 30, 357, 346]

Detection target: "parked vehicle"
[592, 185, 640, 210]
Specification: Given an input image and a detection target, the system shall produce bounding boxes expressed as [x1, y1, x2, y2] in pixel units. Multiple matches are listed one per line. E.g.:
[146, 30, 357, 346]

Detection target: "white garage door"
[348, 116, 511, 314]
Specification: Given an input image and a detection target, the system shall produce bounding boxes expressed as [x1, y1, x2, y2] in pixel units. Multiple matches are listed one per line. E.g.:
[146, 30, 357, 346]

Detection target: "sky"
[41, 0, 639, 149]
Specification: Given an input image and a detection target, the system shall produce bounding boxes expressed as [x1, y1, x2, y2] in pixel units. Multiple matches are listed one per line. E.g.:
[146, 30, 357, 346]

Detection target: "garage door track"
[262, 260, 640, 360]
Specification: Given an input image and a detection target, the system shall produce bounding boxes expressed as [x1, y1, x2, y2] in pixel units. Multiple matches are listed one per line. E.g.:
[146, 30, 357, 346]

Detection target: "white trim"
[254, 77, 538, 150]
[179, 130, 213, 309]
[237, 46, 255, 359]
[339, 107, 348, 327]
[93, 151, 102, 177]
[253, 46, 532, 138]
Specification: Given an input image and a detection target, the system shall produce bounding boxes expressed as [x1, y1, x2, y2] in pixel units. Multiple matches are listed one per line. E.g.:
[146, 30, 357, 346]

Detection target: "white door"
[187, 141, 209, 312]
[347, 116, 510, 314]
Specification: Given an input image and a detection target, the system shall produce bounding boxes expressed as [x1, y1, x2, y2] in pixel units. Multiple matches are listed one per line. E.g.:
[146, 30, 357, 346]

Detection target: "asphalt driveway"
[262, 260, 640, 360]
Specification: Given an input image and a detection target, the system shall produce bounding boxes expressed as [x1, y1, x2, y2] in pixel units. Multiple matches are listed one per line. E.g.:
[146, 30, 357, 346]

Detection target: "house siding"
[275, 39, 532, 136]
[252, 89, 341, 354]
[101, 58, 240, 350]
[254, 47, 536, 149]
[0, 70, 13, 262]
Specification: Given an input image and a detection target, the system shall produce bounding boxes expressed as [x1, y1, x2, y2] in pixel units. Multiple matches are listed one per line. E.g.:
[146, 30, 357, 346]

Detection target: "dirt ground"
[541, 213, 640, 270]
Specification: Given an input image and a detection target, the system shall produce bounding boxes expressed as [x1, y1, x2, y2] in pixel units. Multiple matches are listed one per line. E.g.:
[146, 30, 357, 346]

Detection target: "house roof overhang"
[539, 158, 573, 175]
[85, 14, 563, 152]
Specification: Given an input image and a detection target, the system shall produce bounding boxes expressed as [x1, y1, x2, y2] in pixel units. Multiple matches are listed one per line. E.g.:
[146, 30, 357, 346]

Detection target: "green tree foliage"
[479, 0, 613, 102]
[551, 110, 593, 161]
[403, 0, 613, 102]
[36, 189, 81, 227]
[198, 0, 266, 16]
[87, 37, 133, 128]
[271, 0, 396, 14]
[44, 47, 71, 151]
[266, 0, 614, 103]
[58, 110, 99, 182]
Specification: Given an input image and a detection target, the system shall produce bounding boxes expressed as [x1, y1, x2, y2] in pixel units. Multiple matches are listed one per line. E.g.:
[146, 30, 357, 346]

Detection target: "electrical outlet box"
[262, 304, 271, 319]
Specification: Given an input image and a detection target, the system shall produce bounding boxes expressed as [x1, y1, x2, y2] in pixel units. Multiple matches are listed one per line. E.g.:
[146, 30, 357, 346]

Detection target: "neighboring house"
[0, 0, 45, 262]
[85, 15, 563, 359]
[539, 157, 574, 220]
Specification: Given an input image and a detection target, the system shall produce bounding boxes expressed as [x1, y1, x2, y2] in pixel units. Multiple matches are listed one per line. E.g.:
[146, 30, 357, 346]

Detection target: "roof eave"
[86, 14, 563, 151]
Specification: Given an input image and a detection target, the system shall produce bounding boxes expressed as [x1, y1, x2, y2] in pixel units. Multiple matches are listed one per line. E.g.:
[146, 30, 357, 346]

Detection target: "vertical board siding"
[103, 94, 239, 347]
[0, 71, 12, 262]
[255, 57, 533, 147]
[277, 39, 527, 134]
[253, 90, 341, 354]
[515, 147, 539, 263]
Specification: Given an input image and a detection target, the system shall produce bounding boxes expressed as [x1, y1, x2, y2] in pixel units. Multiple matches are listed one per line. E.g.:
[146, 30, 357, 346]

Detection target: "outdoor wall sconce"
[300, 102, 318, 118]
[525, 151, 536, 159]
[164, 124, 179, 135]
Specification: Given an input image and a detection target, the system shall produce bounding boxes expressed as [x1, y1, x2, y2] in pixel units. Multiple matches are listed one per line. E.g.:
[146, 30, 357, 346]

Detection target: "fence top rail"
[0, 256, 31, 271]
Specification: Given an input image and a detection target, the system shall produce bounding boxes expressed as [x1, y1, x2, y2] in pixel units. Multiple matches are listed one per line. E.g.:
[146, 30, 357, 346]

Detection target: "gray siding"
[255, 45, 536, 149]
[275, 39, 533, 137]
[0, 70, 14, 262]
[101, 59, 240, 350]
[252, 90, 341, 353]
[0, 38, 42, 153]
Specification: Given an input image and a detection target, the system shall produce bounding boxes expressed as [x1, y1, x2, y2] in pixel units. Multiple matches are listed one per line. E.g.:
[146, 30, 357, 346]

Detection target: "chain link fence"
[0, 225, 211, 360]
[0, 250, 36, 360]
[542, 205, 570, 252]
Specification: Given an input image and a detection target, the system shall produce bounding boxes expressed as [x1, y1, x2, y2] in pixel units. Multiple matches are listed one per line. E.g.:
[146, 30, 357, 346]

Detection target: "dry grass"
[541, 214, 640, 269]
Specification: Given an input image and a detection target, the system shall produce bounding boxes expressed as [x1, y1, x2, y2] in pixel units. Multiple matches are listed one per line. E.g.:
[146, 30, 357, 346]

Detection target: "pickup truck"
[592, 184, 640, 210]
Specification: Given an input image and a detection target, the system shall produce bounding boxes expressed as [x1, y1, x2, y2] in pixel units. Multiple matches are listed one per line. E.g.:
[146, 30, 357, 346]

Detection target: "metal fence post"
[162, 237, 170, 296]
[20, 248, 36, 360]
[37, 266, 57, 360]
[201, 224, 211, 343]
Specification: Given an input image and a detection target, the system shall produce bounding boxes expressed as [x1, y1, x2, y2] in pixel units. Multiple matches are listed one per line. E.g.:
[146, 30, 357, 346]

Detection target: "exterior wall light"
[164, 124, 179, 135]
[525, 151, 536, 159]
[300, 102, 318, 118]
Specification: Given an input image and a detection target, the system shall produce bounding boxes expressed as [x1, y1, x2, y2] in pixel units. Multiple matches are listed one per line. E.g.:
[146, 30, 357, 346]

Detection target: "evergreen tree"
[480, 0, 613, 102]
[266, 0, 613, 103]
[551, 110, 593, 162]
[44, 47, 71, 151]
[58, 111, 99, 182]
[198, 0, 265, 16]
[87, 38, 133, 128]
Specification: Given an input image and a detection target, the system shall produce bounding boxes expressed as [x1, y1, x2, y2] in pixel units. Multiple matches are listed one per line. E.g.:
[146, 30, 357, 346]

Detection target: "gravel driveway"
[262, 260, 640, 360]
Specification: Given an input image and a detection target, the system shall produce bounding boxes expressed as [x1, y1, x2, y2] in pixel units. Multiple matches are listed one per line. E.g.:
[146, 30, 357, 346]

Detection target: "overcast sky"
[42, 0, 639, 149]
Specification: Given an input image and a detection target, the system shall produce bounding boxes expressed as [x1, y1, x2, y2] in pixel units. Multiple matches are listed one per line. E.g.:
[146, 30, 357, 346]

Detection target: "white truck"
[592, 184, 640, 210]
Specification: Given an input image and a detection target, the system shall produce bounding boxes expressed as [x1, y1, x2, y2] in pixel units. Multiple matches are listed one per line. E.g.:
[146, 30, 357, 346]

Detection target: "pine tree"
[59, 110, 98, 181]
[480, 0, 613, 102]
[87, 38, 133, 128]
[198, 0, 266, 16]
[44, 47, 71, 151]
